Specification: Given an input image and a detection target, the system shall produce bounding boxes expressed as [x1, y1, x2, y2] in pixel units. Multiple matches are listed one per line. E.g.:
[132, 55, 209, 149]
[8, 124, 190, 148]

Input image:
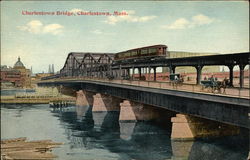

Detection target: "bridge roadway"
[38, 78, 250, 129]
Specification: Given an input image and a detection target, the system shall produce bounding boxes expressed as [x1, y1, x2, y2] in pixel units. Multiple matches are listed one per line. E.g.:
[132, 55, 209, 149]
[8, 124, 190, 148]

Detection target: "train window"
[120, 53, 124, 58]
[148, 48, 157, 54]
[117, 53, 122, 58]
[141, 49, 148, 55]
[131, 51, 137, 56]
[125, 52, 130, 57]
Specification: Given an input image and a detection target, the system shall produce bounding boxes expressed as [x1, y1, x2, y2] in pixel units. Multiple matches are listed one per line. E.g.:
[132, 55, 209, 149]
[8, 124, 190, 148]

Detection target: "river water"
[1, 103, 249, 160]
[0, 88, 249, 160]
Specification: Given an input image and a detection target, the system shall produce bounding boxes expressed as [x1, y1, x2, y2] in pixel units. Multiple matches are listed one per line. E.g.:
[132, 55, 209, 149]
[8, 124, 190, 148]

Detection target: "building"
[13, 57, 31, 87]
[0, 57, 31, 88]
[162, 51, 220, 73]
[0, 65, 22, 87]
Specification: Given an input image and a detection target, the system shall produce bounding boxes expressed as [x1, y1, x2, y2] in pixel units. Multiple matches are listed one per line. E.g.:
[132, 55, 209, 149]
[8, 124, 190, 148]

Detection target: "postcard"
[1, 1, 249, 160]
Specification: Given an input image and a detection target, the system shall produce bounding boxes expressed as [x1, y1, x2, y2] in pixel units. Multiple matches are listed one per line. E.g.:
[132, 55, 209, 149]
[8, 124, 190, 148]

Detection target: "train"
[114, 44, 168, 62]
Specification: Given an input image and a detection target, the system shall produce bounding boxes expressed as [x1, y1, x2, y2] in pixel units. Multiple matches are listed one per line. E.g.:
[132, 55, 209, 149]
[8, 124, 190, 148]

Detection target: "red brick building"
[1, 57, 31, 88]
[0, 66, 22, 87]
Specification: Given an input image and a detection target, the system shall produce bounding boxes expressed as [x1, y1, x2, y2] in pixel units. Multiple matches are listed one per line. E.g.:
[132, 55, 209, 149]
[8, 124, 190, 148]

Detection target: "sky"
[1, 1, 249, 73]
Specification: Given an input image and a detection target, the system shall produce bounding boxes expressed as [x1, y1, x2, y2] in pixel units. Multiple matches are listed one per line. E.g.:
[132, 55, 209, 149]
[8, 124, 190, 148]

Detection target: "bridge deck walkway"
[41, 77, 250, 99]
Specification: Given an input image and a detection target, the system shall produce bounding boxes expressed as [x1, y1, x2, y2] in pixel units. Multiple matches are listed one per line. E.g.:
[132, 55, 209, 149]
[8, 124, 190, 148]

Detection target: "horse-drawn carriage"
[170, 74, 184, 87]
[200, 78, 230, 93]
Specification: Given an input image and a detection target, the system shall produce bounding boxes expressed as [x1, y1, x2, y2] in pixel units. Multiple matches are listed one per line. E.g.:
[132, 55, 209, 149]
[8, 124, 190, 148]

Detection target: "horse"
[171, 77, 184, 88]
[219, 78, 231, 93]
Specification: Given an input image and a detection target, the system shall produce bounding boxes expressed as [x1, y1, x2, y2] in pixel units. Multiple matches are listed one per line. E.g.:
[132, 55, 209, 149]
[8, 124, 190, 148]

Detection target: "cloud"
[162, 18, 190, 29]
[18, 20, 64, 35]
[18, 20, 43, 34]
[192, 14, 214, 25]
[138, 16, 157, 22]
[90, 29, 116, 36]
[161, 14, 215, 30]
[43, 24, 64, 35]
[104, 10, 156, 25]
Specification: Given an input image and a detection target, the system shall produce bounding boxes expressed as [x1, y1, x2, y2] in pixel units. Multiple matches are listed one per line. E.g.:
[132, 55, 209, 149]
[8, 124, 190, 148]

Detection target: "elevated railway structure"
[45, 52, 249, 88]
[39, 51, 249, 139]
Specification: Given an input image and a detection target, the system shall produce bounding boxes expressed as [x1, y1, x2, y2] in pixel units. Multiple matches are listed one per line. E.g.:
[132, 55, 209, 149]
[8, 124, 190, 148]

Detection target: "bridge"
[39, 51, 250, 140]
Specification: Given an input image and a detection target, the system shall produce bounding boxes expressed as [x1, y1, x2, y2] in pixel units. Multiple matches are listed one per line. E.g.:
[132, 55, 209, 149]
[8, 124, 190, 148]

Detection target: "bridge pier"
[76, 90, 94, 107]
[119, 100, 161, 122]
[92, 93, 121, 112]
[171, 114, 240, 140]
[92, 93, 121, 128]
[119, 100, 167, 140]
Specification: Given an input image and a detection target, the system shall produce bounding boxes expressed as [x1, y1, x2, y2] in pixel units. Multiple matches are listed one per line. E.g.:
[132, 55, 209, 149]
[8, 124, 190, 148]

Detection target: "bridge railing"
[40, 77, 250, 99]
[111, 79, 249, 99]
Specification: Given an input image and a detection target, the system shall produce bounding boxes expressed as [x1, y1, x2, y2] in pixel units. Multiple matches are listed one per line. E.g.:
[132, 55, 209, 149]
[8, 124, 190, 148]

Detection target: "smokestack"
[48, 64, 51, 73]
[52, 64, 54, 74]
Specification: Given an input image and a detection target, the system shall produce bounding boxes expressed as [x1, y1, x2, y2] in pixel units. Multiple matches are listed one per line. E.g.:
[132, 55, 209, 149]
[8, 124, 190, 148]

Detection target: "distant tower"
[48, 64, 51, 73]
[31, 66, 33, 74]
[52, 64, 54, 74]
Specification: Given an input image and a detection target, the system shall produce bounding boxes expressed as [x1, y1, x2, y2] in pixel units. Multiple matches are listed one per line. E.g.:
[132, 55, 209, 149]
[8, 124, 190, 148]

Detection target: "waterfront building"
[0, 65, 22, 87]
[0, 57, 31, 88]
[13, 57, 31, 88]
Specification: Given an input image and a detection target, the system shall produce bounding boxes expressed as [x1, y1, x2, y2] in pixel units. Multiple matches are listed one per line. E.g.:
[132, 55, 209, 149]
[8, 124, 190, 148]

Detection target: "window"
[125, 52, 130, 57]
[131, 51, 137, 56]
[148, 48, 157, 54]
[141, 49, 148, 55]
[117, 53, 122, 58]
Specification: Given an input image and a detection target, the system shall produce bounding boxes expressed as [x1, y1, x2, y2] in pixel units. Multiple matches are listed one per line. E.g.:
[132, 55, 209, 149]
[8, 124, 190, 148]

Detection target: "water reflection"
[55, 106, 249, 160]
[119, 122, 136, 140]
[1, 104, 249, 160]
[75, 105, 91, 120]
[188, 133, 249, 160]
[52, 106, 171, 160]
[171, 140, 194, 159]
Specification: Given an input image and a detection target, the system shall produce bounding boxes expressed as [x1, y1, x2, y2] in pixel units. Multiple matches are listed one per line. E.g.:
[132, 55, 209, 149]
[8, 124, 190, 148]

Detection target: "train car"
[114, 44, 168, 62]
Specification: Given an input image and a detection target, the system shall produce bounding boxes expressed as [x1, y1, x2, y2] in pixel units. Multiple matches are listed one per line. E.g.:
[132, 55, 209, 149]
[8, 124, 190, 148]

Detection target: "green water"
[1, 104, 248, 160]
